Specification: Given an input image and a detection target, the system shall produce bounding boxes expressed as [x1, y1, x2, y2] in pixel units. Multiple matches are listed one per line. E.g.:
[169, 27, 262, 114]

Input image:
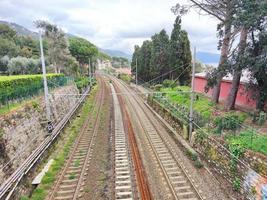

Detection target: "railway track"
[110, 83, 135, 200]
[47, 78, 106, 200]
[111, 77, 204, 200]
[0, 85, 92, 200]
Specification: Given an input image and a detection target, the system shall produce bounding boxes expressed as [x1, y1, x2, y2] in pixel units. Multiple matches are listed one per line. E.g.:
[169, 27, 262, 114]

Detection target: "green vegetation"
[131, 16, 191, 85]
[118, 74, 131, 83]
[74, 76, 90, 91]
[214, 112, 247, 134]
[226, 130, 267, 155]
[154, 84, 267, 156]
[111, 57, 130, 68]
[29, 86, 97, 200]
[0, 74, 67, 105]
[161, 86, 213, 120]
[1, 21, 109, 77]
[0, 99, 38, 116]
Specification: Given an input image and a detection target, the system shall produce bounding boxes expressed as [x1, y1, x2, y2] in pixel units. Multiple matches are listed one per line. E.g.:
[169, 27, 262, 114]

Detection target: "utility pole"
[39, 30, 53, 133]
[89, 58, 92, 87]
[135, 58, 138, 86]
[189, 46, 196, 143]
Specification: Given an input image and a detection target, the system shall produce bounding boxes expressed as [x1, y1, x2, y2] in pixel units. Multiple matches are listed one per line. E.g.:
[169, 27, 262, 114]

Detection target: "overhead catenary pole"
[189, 46, 196, 143]
[135, 58, 138, 86]
[89, 58, 92, 87]
[39, 30, 52, 124]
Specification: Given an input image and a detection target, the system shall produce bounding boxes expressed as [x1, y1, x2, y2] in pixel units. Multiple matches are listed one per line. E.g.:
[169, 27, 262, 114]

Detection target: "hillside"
[0, 20, 38, 38]
[100, 48, 132, 60]
[0, 20, 132, 60]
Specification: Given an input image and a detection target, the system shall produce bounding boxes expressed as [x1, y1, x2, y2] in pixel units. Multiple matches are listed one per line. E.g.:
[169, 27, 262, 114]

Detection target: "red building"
[194, 72, 257, 110]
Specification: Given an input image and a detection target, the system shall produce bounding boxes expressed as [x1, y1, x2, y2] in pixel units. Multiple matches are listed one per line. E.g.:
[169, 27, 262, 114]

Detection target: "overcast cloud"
[0, 0, 220, 54]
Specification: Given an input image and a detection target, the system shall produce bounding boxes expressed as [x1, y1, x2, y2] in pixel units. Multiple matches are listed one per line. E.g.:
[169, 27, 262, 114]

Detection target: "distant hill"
[196, 51, 220, 65]
[100, 48, 132, 60]
[0, 20, 132, 60]
[0, 20, 38, 38]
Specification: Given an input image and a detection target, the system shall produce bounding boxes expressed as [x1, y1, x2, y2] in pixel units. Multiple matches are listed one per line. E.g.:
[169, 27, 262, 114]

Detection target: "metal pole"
[135, 58, 138, 86]
[89, 58, 92, 87]
[189, 46, 196, 143]
[39, 30, 52, 123]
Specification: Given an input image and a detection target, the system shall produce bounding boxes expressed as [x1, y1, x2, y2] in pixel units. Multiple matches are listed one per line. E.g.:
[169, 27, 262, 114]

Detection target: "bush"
[162, 79, 176, 88]
[118, 74, 131, 83]
[0, 74, 66, 105]
[74, 77, 90, 90]
[258, 111, 266, 126]
[154, 84, 162, 91]
[214, 112, 247, 133]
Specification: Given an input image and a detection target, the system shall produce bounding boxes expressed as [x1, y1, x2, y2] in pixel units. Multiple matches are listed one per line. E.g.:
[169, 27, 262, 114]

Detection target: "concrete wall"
[194, 76, 257, 110]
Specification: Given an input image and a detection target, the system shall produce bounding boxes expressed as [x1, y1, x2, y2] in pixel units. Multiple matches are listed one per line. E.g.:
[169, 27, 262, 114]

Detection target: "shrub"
[118, 74, 131, 83]
[232, 177, 241, 191]
[194, 160, 204, 168]
[258, 111, 266, 126]
[214, 112, 247, 134]
[154, 84, 162, 91]
[162, 79, 176, 88]
[74, 77, 90, 90]
[0, 74, 66, 105]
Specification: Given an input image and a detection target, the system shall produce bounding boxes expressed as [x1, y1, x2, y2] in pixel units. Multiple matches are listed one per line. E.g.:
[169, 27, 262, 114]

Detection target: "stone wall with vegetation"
[148, 97, 267, 199]
[0, 84, 79, 184]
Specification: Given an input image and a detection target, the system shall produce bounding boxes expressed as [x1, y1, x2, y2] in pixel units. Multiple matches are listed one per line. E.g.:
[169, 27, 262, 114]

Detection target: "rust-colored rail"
[115, 84, 153, 200]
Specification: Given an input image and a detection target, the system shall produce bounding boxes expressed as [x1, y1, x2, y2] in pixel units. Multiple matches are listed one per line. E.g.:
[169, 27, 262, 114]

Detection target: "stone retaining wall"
[0, 84, 79, 184]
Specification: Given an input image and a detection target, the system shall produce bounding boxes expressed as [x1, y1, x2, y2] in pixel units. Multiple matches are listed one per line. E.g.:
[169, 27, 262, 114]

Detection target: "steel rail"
[113, 76, 204, 200]
[114, 83, 153, 200]
[0, 86, 91, 200]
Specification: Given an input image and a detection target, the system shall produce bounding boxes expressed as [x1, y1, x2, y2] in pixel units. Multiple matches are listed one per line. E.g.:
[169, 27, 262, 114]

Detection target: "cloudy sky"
[0, 0, 219, 54]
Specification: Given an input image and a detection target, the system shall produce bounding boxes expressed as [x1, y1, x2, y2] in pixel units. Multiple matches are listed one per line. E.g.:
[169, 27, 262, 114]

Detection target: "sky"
[0, 0, 220, 55]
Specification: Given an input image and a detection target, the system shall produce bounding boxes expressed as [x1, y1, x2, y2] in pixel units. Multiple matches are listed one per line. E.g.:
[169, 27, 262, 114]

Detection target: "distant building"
[194, 71, 259, 110]
[116, 68, 131, 76]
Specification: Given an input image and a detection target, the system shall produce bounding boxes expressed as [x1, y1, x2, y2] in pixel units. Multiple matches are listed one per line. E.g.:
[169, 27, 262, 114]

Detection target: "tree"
[150, 29, 170, 83]
[0, 37, 19, 57]
[35, 20, 71, 73]
[0, 24, 17, 40]
[245, 23, 267, 111]
[173, 0, 236, 102]
[111, 57, 130, 68]
[0, 55, 9, 73]
[225, 0, 267, 110]
[131, 45, 141, 79]
[7, 56, 40, 75]
[170, 16, 192, 85]
[15, 36, 40, 58]
[69, 37, 98, 65]
[140, 40, 153, 81]
[0, 25, 19, 57]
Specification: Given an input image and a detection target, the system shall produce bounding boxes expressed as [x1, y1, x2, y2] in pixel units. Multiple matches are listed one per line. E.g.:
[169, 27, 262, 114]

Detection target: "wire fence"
[0, 76, 74, 109]
[149, 93, 266, 199]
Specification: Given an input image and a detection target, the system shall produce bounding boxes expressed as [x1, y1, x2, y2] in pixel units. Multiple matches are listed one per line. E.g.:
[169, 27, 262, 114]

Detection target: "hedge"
[0, 74, 67, 105]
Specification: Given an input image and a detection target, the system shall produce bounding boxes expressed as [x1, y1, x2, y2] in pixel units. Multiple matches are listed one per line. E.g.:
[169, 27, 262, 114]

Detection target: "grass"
[226, 130, 267, 155]
[161, 86, 214, 120]
[26, 85, 98, 200]
[0, 99, 37, 116]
